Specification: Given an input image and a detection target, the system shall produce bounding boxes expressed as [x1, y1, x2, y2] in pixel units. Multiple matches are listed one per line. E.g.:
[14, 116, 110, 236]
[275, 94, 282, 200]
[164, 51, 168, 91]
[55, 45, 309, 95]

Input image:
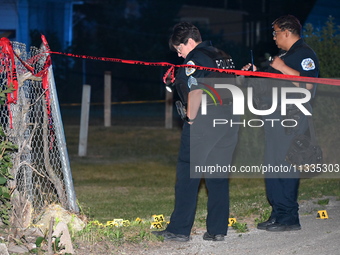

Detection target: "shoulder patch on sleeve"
[301, 58, 315, 71]
[187, 76, 197, 89]
[185, 60, 196, 76]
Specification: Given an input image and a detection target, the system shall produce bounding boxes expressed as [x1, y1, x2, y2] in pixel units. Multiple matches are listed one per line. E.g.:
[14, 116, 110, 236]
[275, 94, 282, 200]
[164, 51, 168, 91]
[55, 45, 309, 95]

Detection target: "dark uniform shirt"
[174, 41, 235, 105]
[267, 39, 319, 92]
[277, 39, 319, 78]
[253, 39, 319, 107]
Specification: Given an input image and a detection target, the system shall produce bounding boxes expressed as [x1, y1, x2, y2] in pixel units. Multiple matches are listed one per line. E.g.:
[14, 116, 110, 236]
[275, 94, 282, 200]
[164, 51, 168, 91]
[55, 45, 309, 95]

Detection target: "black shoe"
[257, 218, 276, 230]
[203, 232, 225, 241]
[266, 223, 301, 232]
[151, 230, 190, 242]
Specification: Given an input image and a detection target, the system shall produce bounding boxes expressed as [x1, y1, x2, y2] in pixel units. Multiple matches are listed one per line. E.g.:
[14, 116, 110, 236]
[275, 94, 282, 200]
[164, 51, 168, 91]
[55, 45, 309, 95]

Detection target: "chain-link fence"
[0, 37, 78, 228]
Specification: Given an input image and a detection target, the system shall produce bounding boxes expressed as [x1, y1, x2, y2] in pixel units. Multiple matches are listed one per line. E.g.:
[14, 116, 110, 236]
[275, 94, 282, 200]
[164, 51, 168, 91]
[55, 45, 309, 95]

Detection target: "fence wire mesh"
[0, 39, 77, 227]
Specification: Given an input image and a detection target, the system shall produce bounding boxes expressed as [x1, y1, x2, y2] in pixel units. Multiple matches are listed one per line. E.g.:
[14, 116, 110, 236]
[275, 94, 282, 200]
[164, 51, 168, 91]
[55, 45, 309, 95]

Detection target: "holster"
[253, 97, 271, 110]
[175, 101, 187, 120]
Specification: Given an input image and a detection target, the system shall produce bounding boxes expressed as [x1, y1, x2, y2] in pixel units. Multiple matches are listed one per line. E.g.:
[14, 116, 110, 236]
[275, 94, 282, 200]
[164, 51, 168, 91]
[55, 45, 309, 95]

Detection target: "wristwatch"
[184, 116, 195, 123]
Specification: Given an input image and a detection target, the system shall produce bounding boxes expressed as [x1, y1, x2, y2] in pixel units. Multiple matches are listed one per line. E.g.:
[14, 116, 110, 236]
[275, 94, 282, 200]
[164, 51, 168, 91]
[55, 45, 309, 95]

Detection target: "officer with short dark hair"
[152, 22, 239, 241]
[242, 14, 319, 232]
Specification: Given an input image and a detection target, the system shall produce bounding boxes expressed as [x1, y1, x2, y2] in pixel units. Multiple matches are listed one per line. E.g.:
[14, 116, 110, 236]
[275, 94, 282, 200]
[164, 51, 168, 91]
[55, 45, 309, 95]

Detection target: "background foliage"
[0, 87, 17, 224]
[303, 16, 340, 164]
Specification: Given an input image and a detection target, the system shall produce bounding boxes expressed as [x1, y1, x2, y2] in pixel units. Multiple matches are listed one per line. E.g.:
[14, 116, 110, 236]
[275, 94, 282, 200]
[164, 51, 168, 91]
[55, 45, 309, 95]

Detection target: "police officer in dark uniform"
[243, 15, 319, 231]
[152, 22, 239, 241]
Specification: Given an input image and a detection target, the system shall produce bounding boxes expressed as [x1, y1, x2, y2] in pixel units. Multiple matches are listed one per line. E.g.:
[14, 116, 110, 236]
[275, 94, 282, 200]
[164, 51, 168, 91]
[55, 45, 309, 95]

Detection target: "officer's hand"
[241, 63, 257, 71]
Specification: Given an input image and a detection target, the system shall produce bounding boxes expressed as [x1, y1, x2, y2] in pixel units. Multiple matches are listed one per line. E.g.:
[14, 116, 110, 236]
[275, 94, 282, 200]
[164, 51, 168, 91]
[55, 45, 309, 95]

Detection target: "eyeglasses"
[272, 30, 284, 37]
[175, 45, 182, 54]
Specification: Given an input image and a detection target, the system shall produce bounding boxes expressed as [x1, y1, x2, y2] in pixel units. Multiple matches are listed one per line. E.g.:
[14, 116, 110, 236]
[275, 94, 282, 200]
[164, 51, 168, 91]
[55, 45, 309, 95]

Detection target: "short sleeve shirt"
[281, 39, 319, 78]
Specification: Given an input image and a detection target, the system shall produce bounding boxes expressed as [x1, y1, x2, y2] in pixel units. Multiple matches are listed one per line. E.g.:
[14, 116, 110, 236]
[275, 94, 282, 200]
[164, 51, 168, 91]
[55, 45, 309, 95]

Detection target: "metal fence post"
[48, 66, 79, 213]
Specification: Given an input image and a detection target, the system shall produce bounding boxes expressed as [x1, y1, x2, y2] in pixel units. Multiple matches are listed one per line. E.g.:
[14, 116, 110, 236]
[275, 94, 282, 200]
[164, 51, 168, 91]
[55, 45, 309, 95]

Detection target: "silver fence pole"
[47, 66, 79, 213]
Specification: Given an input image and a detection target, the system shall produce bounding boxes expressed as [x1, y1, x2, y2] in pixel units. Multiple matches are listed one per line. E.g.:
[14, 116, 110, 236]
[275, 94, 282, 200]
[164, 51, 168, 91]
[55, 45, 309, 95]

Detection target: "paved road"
[143, 196, 340, 255]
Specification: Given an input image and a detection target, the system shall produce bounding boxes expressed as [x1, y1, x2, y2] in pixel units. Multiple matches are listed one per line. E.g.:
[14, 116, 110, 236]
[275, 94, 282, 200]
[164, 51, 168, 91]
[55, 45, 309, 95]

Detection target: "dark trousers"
[166, 106, 239, 236]
[263, 109, 309, 225]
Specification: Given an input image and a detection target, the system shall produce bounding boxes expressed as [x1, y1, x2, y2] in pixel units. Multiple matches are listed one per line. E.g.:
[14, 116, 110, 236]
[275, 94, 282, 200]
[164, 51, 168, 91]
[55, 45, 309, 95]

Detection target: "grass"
[65, 125, 340, 243]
